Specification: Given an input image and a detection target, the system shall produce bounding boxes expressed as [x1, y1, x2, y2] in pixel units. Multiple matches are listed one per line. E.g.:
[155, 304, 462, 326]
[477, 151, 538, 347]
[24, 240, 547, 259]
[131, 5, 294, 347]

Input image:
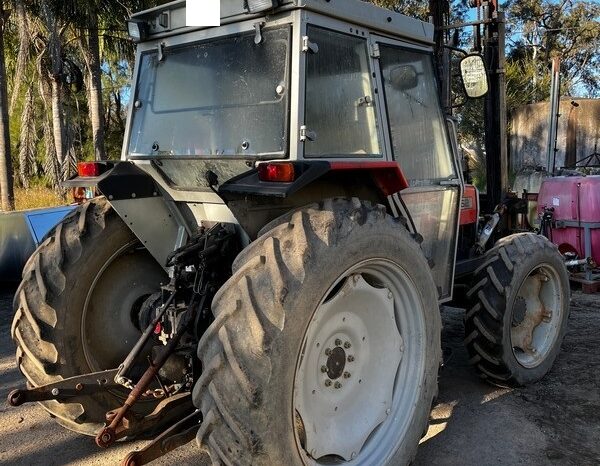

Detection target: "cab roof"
[131, 0, 434, 45]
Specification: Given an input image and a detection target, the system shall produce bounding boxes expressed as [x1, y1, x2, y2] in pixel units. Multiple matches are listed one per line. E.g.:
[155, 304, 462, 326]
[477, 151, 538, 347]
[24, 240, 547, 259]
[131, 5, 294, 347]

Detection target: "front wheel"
[465, 233, 570, 386]
[193, 199, 441, 466]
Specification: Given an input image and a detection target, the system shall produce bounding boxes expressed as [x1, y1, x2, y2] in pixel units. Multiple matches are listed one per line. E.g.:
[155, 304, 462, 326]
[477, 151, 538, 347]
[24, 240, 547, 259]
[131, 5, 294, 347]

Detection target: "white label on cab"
[186, 0, 221, 27]
[552, 197, 560, 207]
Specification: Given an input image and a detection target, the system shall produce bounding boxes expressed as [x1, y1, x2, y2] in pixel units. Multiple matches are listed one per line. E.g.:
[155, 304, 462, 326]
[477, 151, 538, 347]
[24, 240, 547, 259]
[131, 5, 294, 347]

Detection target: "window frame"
[123, 15, 295, 161]
[300, 13, 387, 160]
[373, 39, 459, 185]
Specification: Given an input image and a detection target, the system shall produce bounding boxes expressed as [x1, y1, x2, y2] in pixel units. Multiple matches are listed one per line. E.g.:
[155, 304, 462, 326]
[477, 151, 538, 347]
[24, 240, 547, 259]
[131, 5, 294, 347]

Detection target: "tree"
[505, 0, 600, 102]
[79, 7, 106, 161]
[0, 2, 14, 211]
[369, 0, 430, 19]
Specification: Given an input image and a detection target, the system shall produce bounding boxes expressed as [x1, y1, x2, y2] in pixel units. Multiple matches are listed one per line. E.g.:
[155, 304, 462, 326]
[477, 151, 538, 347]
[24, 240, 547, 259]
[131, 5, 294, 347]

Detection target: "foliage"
[368, 0, 431, 19]
[505, 0, 600, 101]
[14, 185, 64, 210]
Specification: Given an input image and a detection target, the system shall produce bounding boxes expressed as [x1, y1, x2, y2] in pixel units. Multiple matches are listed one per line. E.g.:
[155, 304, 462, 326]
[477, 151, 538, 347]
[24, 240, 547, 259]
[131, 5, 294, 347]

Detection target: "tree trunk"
[85, 12, 106, 161]
[51, 77, 65, 168]
[10, 0, 29, 113]
[0, 6, 15, 211]
[43, 3, 66, 178]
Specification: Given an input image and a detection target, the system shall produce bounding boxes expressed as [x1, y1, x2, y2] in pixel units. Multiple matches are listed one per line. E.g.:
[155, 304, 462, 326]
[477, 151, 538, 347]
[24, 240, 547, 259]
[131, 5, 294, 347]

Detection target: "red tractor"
[8, 1, 569, 465]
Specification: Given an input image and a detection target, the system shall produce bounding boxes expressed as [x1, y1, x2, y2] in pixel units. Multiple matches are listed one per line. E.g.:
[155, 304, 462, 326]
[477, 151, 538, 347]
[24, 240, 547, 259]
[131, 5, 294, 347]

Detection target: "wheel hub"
[82, 247, 166, 372]
[511, 266, 562, 368]
[294, 273, 403, 461]
[325, 346, 347, 380]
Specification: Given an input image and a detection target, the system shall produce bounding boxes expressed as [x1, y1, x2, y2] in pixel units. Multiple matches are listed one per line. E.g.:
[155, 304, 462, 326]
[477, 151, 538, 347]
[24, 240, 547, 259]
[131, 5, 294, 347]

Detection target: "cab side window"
[305, 26, 381, 157]
[379, 46, 455, 183]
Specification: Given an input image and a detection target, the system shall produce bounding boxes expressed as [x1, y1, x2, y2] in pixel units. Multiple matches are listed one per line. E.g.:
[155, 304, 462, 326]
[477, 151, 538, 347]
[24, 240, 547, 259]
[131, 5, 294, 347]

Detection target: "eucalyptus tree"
[0, 0, 13, 210]
[505, 0, 600, 101]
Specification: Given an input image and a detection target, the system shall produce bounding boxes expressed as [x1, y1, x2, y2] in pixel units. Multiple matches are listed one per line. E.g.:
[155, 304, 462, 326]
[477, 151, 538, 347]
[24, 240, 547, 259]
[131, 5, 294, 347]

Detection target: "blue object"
[24, 206, 75, 243]
[0, 205, 76, 282]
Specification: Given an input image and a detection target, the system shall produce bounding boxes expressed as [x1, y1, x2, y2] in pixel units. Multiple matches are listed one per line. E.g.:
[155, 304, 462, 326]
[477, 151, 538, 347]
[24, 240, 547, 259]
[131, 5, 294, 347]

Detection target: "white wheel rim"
[293, 259, 427, 465]
[511, 263, 563, 368]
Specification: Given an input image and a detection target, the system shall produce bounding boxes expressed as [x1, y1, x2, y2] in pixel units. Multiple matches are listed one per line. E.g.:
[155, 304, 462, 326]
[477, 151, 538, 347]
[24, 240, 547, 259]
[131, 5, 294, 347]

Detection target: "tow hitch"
[7, 223, 239, 464]
[8, 370, 120, 406]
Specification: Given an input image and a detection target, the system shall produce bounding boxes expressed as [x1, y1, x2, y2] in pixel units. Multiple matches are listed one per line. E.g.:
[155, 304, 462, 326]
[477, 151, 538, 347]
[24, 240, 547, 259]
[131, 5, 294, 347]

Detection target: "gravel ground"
[1, 285, 599, 466]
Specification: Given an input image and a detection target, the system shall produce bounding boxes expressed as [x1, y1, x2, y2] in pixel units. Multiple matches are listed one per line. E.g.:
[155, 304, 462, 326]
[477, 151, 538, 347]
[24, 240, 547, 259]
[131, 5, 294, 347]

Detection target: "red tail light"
[77, 162, 102, 177]
[258, 163, 295, 183]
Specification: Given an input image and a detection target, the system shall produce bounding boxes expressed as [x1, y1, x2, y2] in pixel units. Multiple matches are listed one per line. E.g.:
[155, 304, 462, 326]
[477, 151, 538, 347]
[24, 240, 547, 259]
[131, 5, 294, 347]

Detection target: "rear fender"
[219, 161, 412, 239]
[64, 162, 187, 269]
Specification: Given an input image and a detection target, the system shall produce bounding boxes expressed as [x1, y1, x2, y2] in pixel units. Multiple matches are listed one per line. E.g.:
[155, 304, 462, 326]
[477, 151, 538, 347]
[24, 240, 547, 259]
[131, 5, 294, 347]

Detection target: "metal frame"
[554, 220, 600, 281]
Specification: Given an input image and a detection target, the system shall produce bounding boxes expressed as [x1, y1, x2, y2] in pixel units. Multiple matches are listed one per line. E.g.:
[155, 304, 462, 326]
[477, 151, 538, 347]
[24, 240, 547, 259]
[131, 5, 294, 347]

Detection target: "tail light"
[460, 185, 479, 226]
[78, 162, 102, 177]
[258, 163, 295, 183]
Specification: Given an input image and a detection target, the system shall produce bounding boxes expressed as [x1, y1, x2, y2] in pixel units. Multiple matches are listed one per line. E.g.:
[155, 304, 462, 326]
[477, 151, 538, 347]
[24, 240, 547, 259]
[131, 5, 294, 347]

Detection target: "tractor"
[8, 1, 570, 465]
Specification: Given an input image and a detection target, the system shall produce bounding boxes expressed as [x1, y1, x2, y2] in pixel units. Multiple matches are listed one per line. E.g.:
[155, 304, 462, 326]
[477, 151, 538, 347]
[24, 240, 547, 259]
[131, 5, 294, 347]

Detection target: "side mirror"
[460, 55, 489, 99]
[389, 65, 419, 91]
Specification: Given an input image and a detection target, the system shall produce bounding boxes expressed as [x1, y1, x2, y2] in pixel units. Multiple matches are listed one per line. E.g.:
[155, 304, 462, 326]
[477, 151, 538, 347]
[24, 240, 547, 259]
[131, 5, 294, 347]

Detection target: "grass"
[14, 186, 66, 211]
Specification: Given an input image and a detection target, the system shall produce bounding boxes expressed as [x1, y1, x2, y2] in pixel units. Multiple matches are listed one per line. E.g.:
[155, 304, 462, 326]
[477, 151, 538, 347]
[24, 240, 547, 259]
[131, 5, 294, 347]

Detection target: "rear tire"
[465, 233, 570, 387]
[193, 199, 441, 466]
[11, 197, 167, 435]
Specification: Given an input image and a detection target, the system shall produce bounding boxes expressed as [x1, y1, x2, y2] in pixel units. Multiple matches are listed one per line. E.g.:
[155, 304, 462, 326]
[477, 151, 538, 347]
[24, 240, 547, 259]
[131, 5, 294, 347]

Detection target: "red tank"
[537, 176, 600, 264]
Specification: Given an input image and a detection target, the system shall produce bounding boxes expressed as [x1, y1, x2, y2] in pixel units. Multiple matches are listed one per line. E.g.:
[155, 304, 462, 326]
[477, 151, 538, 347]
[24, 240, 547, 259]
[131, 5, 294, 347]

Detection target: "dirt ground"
[1, 284, 599, 466]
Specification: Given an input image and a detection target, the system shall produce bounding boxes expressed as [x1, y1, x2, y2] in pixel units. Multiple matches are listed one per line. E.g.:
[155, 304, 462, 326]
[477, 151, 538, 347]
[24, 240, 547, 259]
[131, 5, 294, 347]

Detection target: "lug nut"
[321, 365, 328, 373]
[325, 348, 332, 356]
[51, 388, 59, 396]
[348, 355, 355, 362]
[335, 339, 342, 347]
[343, 372, 351, 379]
[75, 383, 83, 391]
[334, 382, 342, 389]
[325, 379, 332, 387]
[344, 341, 351, 349]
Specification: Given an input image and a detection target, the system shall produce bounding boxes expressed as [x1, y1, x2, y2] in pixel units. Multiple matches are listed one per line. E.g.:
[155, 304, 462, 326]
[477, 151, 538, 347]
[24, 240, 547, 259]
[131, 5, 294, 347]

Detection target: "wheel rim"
[510, 263, 563, 369]
[293, 259, 427, 464]
[81, 242, 166, 372]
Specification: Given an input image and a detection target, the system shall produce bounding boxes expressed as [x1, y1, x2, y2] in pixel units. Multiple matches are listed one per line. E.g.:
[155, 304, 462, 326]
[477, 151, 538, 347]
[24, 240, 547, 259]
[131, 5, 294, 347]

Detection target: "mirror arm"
[444, 45, 469, 57]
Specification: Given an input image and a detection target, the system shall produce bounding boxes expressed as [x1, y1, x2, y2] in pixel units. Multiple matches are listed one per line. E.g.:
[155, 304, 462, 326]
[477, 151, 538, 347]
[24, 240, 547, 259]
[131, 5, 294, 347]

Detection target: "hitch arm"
[7, 369, 119, 406]
[121, 409, 202, 466]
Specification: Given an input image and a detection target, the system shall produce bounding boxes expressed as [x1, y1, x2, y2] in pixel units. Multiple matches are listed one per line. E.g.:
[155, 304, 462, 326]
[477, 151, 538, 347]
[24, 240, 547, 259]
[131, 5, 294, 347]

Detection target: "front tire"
[193, 199, 441, 466]
[11, 198, 167, 435]
[465, 233, 570, 386]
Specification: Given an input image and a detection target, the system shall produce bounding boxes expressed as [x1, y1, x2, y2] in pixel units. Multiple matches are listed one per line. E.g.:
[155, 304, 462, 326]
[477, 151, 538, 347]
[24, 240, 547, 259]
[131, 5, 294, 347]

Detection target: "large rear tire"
[193, 199, 441, 466]
[465, 233, 570, 387]
[11, 198, 167, 435]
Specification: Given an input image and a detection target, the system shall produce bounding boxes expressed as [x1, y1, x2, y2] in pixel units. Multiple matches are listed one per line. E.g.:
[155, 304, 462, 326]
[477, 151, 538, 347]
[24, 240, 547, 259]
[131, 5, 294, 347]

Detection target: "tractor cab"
[123, 0, 482, 300]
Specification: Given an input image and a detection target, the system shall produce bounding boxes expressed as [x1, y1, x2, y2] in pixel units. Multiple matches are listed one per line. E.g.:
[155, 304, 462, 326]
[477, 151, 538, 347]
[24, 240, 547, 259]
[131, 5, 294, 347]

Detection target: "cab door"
[371, 37, 463, 301]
